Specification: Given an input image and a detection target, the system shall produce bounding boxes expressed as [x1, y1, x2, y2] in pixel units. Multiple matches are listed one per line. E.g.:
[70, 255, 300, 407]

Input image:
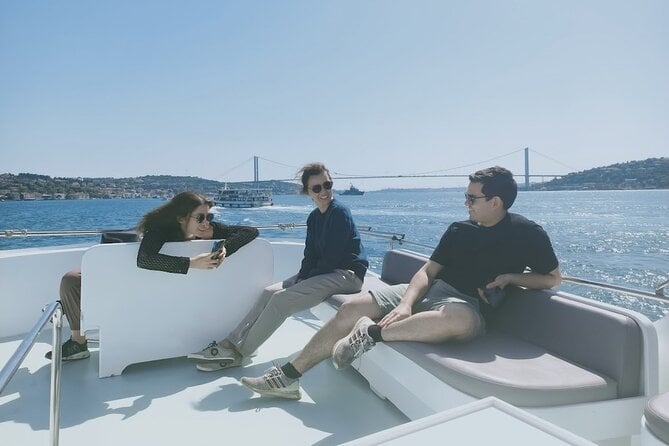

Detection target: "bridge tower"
[524, 147, 530, 190]
[253, 156, 259, 187]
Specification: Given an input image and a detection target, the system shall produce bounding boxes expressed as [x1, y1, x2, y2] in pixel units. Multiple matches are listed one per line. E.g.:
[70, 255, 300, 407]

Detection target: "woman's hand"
[189, 251, 224, 270]
[378, 302, 412, 328]
[212, 245, 227, 262]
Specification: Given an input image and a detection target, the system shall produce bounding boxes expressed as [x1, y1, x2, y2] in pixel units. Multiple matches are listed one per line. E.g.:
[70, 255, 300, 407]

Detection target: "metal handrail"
[382, 236, 669, 303]
[2, 225, 667, 303]
[0, 301, 63, 446]
[656, 279, 669, 296]
[259, 224, 438, 250]
[561, 275, 667, 302]
[255, 223, 307, 230]
[1, 228, 130, 238]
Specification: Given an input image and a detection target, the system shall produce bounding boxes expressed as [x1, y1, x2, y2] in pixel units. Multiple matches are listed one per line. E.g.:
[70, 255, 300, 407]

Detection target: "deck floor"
[0, 308, 408, 445]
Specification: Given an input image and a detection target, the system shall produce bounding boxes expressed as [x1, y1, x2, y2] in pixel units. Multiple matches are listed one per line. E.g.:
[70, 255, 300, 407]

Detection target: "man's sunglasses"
[464, 193, 490, 205]
[191, 213, 215, 224]
[310, 181, 333, 194]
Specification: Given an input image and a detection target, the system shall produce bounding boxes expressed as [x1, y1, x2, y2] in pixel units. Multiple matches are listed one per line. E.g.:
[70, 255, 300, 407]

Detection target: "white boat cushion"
[645, 391, 669, 444]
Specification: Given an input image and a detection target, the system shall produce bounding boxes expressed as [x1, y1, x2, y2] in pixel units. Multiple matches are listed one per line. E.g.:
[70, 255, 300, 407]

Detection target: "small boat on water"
[1, 225, 668, 445]
[339, 184, 365, 196]
[215, 186, 273, 208]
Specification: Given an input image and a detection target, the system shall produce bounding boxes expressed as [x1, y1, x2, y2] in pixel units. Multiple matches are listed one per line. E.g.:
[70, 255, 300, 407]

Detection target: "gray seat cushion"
[381, 250, 427, 284]
[389, 331, 618, 407]
[645, 392, 669, 444]
[492, 289, 642, 398]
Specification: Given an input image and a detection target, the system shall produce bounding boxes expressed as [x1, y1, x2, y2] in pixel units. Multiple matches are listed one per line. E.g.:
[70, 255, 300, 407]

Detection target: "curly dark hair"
[137, 191, 213, 240]
[469, 166, 518, 209]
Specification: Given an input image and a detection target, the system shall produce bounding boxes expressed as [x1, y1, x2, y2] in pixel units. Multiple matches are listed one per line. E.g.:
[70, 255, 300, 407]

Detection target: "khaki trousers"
[228, 269, 362, 357]
[59, 269, 82, 331]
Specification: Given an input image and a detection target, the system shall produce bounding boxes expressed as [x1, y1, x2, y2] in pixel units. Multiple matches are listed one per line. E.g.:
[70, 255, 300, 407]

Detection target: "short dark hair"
[297, 162, 331, 194]
[469, 166, 517, 209]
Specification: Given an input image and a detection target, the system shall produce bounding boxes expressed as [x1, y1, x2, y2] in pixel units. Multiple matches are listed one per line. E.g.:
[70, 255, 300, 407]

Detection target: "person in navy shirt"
[189, 162, 368, 373]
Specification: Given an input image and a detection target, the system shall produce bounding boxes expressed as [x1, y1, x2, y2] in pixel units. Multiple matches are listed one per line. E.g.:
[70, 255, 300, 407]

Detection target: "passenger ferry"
[215, 186, 273, 208]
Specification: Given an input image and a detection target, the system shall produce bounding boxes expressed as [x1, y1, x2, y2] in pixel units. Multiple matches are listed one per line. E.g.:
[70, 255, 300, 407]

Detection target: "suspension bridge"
[222, 148, 571, 189]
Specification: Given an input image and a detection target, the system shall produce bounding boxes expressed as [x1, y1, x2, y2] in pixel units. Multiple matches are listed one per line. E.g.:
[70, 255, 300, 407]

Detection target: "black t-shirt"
[430, 213, 559, 299]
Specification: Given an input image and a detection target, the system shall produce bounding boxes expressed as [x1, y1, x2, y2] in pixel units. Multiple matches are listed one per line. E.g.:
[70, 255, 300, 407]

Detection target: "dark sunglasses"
[464, 193, 490, 205]
[191, 213, 214, 224]
[310, 181, 333, 194]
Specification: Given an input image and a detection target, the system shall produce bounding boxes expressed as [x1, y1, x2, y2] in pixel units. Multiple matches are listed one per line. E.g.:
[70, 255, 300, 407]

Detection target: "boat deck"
[0, 308, 407, 445]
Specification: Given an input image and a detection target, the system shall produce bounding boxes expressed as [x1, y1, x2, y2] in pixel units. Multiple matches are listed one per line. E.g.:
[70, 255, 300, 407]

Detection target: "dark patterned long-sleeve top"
[136, 222, 259, 274]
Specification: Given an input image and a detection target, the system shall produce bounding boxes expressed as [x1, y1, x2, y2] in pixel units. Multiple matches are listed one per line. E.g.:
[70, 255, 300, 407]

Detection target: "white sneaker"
[240, 366, 301, 400]
[187, 341, 237, 361]
[331, 316, 376, 370]
[196, 351, 245, 372]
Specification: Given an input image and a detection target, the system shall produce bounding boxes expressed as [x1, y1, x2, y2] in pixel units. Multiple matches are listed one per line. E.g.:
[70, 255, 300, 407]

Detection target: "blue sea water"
[1, 190, 668, 319]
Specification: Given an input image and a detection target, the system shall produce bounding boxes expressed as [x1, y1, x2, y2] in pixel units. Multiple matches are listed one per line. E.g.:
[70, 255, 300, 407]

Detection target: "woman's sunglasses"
[191, 213, 214, 224]
[310, 181, 333, 194]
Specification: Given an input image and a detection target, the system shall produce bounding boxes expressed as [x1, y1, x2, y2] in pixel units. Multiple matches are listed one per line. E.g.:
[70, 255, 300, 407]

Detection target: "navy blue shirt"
[298, 199, 368, 281]
[430, 212, 559, 300]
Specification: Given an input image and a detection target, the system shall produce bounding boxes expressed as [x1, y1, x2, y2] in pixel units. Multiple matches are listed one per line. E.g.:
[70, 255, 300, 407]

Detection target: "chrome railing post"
[49, 305, 63, 446]
[0, 301, 63, 445]
[0, 301, 60, 394]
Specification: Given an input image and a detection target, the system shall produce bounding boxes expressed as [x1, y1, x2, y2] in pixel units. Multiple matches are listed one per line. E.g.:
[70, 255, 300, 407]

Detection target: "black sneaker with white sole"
[45, 338, 90, 361]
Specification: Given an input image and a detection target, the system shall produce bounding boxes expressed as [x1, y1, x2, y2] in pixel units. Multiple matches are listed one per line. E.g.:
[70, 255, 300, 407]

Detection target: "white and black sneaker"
[240, 365, 301, 400]
[331, 316, 376, 370]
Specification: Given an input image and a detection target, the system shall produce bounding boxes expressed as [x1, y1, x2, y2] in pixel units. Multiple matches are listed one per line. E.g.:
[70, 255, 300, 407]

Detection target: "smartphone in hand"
[483, 286, 506, 309]
[211, 240, 225, 260]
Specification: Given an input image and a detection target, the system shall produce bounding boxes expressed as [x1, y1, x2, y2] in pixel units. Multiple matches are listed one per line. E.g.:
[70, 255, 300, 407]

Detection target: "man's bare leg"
[290, 292, 383, 374]
[380, 303, 481, 343]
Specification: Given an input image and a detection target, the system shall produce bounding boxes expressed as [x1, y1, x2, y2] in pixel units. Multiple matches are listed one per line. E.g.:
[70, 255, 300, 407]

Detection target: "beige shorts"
[370, 279, 486, 337]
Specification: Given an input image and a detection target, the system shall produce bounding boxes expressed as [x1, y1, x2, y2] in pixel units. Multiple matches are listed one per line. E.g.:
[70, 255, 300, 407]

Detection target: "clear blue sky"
[1, 1, 667, 189]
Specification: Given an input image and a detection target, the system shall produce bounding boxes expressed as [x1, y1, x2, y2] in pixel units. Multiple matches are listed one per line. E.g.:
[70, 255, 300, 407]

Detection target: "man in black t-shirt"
[241, 166, 561, 400]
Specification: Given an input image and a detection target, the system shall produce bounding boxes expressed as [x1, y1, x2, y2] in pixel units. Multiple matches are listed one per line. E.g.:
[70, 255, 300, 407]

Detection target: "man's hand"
[484, 268, 562, 293]
[478, 274, 510, 304]
[378, 302, 412, 328]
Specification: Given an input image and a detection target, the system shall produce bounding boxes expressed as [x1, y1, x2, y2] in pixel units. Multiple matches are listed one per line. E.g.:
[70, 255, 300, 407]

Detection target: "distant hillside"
[0, 173, 299, 200]
[2, 157, 667, 200]
[533, 158, 668, 190]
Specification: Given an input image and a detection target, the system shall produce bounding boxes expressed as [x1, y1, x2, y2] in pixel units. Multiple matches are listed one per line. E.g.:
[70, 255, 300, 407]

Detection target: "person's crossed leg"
[241, 282, 484, 400]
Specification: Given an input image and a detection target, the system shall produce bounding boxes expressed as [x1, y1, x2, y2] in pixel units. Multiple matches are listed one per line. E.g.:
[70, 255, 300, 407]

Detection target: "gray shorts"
[370, 279, 486, 337]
